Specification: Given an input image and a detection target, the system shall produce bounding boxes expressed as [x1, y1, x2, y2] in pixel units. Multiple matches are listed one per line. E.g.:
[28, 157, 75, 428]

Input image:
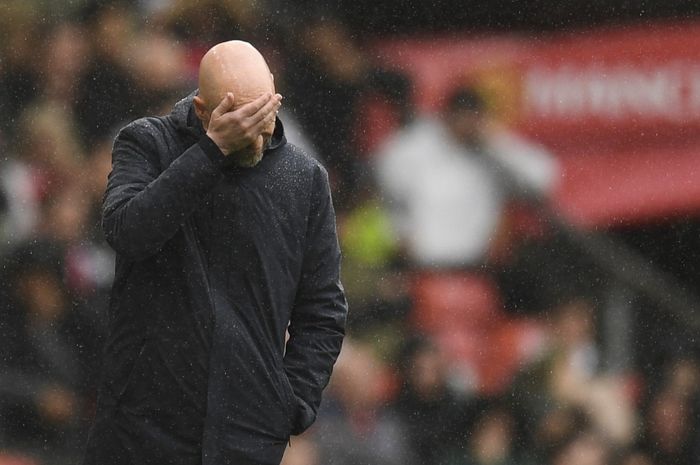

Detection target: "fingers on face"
[211, 92, 235, 119]
[253, 98, 280, 132]
[217, 92, 282, 120]
[239, 92, 273, 117]
[255, 95, 281, 124]
[213, 93, 281, 147]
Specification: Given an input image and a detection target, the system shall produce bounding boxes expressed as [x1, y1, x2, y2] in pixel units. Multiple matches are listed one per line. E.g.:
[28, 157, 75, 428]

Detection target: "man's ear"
[193, 95, 210, 127]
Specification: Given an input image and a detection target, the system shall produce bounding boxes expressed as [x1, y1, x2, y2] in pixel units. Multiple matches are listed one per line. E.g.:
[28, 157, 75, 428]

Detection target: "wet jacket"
[81, 92, 347, 465]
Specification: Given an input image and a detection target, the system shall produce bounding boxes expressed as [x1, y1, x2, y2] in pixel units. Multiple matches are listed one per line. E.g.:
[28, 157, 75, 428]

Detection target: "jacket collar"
[172, 89, 287, 151]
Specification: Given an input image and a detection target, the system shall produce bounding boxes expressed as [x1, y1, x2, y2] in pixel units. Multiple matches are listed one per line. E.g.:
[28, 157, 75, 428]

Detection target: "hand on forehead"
[198, 40, 275, 110]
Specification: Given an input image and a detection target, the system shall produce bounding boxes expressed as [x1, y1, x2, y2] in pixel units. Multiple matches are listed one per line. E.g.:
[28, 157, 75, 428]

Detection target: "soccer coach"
[81, 41, 347, 465]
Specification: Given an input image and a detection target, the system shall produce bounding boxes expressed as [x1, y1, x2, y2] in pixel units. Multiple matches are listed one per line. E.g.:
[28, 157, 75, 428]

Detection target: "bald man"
[82, 41, 347, 465]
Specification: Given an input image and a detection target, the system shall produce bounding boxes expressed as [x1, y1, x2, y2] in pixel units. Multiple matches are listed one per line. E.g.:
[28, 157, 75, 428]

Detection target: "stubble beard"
[226, 146, 264, 168]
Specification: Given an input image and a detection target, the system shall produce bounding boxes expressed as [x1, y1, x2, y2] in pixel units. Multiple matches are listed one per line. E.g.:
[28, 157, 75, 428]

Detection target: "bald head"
[197, 40, 274, 113]
[193, 41, 278, 167]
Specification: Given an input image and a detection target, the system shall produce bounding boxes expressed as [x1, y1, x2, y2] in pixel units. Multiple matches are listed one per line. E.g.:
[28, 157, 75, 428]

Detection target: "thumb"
[211, 92, 235, 120]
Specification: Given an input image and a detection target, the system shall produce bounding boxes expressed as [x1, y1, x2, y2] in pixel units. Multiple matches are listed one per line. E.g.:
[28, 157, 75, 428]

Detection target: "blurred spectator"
[35, 179, 114, 314]
[0, 101, 84, 250]
[157, 0, 266, 47]
[394, 336, 468, 464]
[375, 86, 558, 268]
[509, 299, 636, 457]
[36, 183, 90, 246]
[16, 101, 84, 188]
[39, 21, 90, 108]
[0, 1, 40, 145]
[283, 11, 412, 208]
[662, 357, 700, 401]
[443, 404, 522, 465]
[0, 156, 36, 254]
[315, 340, 410, 465]
[129, 32, 190, 111]
[549, 431, 611, 465]
[74, 0, 144, 145]
[640, 386, 698, 465]
[0, 242, 100, 459]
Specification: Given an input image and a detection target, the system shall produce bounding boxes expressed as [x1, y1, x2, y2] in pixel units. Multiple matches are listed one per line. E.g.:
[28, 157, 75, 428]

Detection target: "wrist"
[205, 131, 230, 156]
[199, 134, 228, 167]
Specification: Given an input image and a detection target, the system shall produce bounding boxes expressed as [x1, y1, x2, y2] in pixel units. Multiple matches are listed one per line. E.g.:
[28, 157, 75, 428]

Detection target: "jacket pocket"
[278, 370, 298, 434]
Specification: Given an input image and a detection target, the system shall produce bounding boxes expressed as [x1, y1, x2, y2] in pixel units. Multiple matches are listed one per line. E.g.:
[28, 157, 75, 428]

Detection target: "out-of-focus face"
[330, 342, 385, 411]
[553, 434, 608, 465]
[40, 183, 89, 244]
[44, 22, 88, 100]
[409, 347, 445, 397]
[554, 300, 595, 348]
[471, 410, 514, 463]
[648, 389, 689, 452]
[17, 269, 67, 323]
[447, 108, 487, 148]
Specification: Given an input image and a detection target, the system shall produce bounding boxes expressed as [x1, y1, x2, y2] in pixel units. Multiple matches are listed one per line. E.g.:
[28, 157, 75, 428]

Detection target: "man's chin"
[225, 150, 264, 168]
[238, 153, 263, 167]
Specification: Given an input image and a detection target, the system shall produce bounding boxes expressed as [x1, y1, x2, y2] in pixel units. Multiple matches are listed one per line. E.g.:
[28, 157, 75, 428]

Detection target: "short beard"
[224, 147, 263, 168]
[234, 150, 264, 167]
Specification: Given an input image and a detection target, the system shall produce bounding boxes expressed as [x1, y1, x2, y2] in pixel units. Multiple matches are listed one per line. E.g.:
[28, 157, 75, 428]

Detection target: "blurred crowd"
[1, 1, 699, 465]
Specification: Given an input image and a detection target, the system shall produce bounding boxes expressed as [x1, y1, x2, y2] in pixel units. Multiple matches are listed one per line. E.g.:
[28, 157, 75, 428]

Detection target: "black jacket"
[82, 92, 347, 465]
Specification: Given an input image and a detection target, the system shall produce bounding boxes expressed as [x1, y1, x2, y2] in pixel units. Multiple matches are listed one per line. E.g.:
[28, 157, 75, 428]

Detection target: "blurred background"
[2, 0, 700, 464]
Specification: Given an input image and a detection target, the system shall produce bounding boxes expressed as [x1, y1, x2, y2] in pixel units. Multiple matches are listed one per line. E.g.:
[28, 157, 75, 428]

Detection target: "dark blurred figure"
[509, 299, 636, 459]
[0, 242, 101, 461]
[315, 340, 410, 465]
[0, 2, 40, 146]
[283, 10, 412, 209]
[158, 0, 266, 47]
[614, 449, 655, 465]
[39, 21, 91, 109]
[394, 336, 467, 465]
[57, 135, 116, 332]
[74, 1, 145, 146]
[640, 359, 700, 465]
[442, 403, 523, 465]
[548, 431, 611, 465]
[661, 357, 700, 401]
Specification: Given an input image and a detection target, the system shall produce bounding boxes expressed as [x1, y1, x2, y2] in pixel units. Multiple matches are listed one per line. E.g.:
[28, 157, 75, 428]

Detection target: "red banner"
[374, 22, 700, 226]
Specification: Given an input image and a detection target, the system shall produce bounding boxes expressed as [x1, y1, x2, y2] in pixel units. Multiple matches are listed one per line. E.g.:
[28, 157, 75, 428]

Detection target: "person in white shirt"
[375, 87, 558, 268]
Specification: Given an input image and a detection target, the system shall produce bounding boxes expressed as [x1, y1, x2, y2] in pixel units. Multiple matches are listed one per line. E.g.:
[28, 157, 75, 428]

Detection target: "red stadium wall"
[372, 22, 700, 227]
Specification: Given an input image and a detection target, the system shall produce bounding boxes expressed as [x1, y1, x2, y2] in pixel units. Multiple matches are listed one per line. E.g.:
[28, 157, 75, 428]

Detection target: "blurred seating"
[411, 271, 545, 394]
[411, 272, 503, 332]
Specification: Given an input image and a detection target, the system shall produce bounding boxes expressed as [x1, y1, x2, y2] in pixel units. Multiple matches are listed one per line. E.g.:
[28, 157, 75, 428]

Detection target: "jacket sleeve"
[102, 120, 227, 261]
[284, 165, 348, 435]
